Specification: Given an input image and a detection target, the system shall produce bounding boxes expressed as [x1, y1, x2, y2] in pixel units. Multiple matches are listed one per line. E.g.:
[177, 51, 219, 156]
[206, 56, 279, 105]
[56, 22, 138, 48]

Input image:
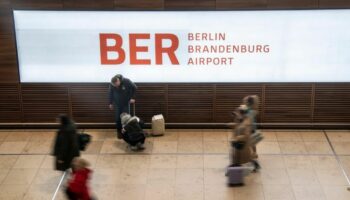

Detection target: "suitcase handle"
[129, 102, 136, 116]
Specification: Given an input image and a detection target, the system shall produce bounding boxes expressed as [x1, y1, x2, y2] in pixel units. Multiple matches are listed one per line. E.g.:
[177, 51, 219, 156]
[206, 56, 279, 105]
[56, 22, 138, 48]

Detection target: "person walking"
[108, 74, 137, 139]
[53, 114, 80, 172]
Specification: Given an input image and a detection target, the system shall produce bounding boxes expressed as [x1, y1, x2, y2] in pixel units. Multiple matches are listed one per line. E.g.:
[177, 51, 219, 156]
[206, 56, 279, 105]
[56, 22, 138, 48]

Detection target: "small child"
[65, 158, 93, 200]
[120, 113, 146, 151]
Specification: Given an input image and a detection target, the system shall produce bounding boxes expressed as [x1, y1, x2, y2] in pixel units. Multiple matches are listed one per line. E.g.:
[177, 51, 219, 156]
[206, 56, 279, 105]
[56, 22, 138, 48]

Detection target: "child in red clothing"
[65, 158, 93, 200]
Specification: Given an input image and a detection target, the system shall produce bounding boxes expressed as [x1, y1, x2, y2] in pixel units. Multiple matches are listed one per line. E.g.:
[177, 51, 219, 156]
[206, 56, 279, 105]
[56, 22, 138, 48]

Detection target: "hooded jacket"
[109, 76, 137, 106]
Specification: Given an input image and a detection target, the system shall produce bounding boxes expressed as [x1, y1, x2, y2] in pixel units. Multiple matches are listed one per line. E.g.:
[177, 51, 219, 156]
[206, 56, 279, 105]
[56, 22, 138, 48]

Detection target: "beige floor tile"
[287, 169, 319, 185]
[32, 169, 62, 185]
[276, 131, 303, 142]
[257, 142, 281, 154]
[152, 141, 178, 153]
[279, 142, 307, 154]
[261, 131, 277, 141]
[22, 140, 52, 154]
[13, 155, 45, 169]
[322, 185, 350, 200]
[91, 184, 116, 200]
[178, 132, 203, 141]
[0, 131, 10, 141]
[5, 132, 32, 142]
[263, 184, 295, 200]
[339, 156, 350, 175]
[100, 140, 128, 153]
[292, 185, 326, 200]
[85, 130, 108, 141]
[177, 141, 203, 153]
[315, 169, 348, 186]
[153, 131, 178, 141]
[204, 184, 234, 200]
[150, 155, 177, 169]
[92, 168, 121, 185]
[284, 155, 313, 169]
[0, 141, 27, 154]
[326, 131, 350, 142]
[261, 168, 290, 185]
[175, 184, 203, 200]
[104, 131, 118, 141]
[147, 168, 176, 184]
[233, 185, 265, 200]
[80, 154, 98, 169]
[23, 183, 56, 200]
[259, 155, 285, 169]
[144, 183, 174, 200]
[204, 168, 226, 185]
[244, 172, 263, 185]
[83, 141, 103, 154]
[203, 155, 229, 168]
[203, 131, 228, 141]
[332, 142, 350, 155]
[300, 131, 327, 142]
[96, 155, 124, 169]
[176, 169, 203, 185]
[203, 141, 228, 154]
[3, 168, 38, 185]
[304, 142, 332, 154]
[0, 155, 18, 169]
[310, 156, 339, 170]
[123, 155, 150, 169]
[119, 168, 148, 184]
[29, 131, 55, 141]
[40, 155, 55, 169]
[115, 184, 146, 200]
[0, 169, 10, 184]
[176, 155, 203, 169]
[0, 184, 29, 200]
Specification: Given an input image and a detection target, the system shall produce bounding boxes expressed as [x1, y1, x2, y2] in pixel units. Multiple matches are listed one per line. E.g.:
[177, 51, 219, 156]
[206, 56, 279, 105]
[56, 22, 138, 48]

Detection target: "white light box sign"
[13, 10, 350, 82]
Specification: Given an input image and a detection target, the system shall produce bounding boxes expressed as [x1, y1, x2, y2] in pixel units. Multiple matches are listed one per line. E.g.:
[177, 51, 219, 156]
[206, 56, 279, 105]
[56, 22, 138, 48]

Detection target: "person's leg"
[115, 106, 122, 139]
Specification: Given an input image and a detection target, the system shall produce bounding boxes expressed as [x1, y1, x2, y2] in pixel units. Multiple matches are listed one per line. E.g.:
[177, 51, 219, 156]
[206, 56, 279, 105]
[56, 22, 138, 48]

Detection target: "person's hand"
[109, 104, 114, 110]
[130, 99, 135, 104]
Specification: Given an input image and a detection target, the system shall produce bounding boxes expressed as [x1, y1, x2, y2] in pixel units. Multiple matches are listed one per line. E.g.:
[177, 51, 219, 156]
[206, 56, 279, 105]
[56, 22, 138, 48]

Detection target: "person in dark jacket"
[120, 113, 145, 151]
[53, 115, 80, 172]
[108, 74, 137, 139]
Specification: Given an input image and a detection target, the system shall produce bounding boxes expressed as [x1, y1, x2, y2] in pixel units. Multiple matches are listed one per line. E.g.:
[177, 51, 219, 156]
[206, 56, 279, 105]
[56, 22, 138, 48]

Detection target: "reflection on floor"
[0, 129, 350, 200]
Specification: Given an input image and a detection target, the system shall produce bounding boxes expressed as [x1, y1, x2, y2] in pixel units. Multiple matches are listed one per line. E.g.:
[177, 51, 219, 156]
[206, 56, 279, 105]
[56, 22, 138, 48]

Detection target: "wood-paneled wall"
[1, 0, 350, 126]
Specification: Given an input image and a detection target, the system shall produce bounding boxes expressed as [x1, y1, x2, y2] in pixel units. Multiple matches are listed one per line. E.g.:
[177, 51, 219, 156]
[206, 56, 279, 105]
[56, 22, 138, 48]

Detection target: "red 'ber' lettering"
[99, 33, 125, 64]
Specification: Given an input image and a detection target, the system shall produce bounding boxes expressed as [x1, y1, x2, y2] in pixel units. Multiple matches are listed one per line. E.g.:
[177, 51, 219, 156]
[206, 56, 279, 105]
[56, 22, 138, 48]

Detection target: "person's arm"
[108, 84, 114, 110]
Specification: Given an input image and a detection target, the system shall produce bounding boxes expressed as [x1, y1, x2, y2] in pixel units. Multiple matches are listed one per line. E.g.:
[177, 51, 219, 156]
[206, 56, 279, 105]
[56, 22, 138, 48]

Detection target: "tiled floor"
[0, 129, 349, 200]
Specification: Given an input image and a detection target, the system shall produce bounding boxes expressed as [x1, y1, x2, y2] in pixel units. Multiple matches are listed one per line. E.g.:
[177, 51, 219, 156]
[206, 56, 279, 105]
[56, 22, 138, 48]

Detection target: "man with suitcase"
[108, 74, 137, 139]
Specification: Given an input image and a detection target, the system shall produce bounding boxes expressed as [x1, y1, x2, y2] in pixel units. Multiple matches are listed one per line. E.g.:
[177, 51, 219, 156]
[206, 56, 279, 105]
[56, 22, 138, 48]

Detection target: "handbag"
[78, 132, 91, 151]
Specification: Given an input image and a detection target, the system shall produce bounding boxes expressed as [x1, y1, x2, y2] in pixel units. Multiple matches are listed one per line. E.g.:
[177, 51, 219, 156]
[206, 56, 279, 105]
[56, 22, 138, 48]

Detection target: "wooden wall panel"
[314, 84, 350, 122]
[267, 0, 318, 8]
[0, 83, 21, 122]
[63, 0, 114, 9]
[0, 34, 18, 83]
[167, 84, 213, 122]
[165, 0, 215, 10]
[115, 0, 164, 10]
[11, 0, 63, 9]
[214, 84, 262, 123]
[264, 84, 312, 122]
[319, 0, 350, 8]
[134, 84, 166, 122]
[0, 7, 13, 35]
[21, 84, 69, 122]
[70, 84, 114, 123]
[216, 0, 267, 9]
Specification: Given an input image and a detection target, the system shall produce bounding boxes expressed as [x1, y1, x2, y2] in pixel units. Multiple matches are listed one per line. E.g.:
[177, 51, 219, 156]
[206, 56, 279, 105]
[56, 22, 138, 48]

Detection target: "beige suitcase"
[151, 114, 165, 136]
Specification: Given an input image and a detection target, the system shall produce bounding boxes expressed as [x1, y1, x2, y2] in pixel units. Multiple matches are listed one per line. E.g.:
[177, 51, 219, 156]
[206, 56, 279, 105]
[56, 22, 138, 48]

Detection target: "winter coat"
[123, 117, 145, 142]
[109, 77, 137, 106]
[68, 168, 92, 200]
[231, 118, 253, 165]
[53, 124, 80, 171]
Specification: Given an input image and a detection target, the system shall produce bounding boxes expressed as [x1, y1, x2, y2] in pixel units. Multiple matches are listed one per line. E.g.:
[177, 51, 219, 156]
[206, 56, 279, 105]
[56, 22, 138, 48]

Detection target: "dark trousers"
[115, 104, 130, 132]
[122, 133, 145, 146]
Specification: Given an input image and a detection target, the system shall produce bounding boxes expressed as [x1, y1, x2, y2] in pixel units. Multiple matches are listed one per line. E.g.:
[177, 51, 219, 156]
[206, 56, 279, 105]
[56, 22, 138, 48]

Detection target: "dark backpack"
[78, 133, 91, 151]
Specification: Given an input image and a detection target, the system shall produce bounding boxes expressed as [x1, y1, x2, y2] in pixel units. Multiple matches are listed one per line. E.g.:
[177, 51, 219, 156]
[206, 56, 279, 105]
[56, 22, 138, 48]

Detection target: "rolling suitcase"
[151, 114, 165, 136]
[226, 166, 245, 186]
